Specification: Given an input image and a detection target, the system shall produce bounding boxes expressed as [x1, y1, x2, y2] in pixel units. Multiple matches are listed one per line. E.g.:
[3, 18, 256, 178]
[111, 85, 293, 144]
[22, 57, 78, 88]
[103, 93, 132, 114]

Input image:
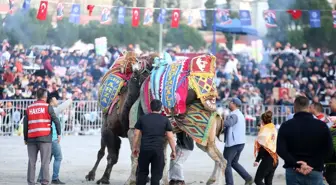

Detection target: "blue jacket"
[51, 99, 72, 141]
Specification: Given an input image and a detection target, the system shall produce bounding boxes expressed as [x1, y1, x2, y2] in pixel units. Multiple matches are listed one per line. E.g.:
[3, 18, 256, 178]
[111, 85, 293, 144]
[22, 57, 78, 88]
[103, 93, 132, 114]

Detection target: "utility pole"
[158, 0, 163, 55]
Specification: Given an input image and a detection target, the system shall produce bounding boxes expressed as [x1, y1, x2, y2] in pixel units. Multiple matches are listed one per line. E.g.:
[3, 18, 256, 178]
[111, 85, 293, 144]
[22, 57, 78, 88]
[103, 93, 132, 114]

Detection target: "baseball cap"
[231, 98, 242, 107]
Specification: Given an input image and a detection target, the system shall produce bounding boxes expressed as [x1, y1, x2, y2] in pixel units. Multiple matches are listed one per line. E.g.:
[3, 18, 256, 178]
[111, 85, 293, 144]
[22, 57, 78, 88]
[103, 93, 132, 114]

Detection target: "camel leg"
[125, 129, 138, 185]
[85, 137, 106, 181]
[161, 140, 169, 185]
[97, 130, 121, 184]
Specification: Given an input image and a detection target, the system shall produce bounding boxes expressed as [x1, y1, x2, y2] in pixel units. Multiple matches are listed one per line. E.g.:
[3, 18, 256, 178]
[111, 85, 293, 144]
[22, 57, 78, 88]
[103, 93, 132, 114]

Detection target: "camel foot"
[206, 178, 216, 185]
[85, 171, 95, 181]
[161, 178, 169, 185]
[124, 178, 136, 185]
[97, 177, 110, 184]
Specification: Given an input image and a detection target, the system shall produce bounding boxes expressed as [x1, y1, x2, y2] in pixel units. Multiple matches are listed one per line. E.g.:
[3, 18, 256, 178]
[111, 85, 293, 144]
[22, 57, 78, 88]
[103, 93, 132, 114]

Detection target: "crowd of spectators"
[216, 42, 336, 107]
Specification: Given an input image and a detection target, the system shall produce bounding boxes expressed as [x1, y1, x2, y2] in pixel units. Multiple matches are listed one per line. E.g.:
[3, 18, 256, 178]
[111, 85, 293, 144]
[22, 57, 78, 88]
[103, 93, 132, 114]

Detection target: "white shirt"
[223, 59, 238, 74]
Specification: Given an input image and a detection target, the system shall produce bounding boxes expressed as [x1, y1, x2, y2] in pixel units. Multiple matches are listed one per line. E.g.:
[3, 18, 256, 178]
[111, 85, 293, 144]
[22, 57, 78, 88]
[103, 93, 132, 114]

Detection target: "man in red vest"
[23, 88, 61, 185]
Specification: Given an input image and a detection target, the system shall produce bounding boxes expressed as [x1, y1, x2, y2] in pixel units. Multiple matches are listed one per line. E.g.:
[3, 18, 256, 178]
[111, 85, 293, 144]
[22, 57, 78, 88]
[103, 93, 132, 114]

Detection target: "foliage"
[267, 0, 336, 50]
[165, 24, 206, 50]
[47, 19, 79, 47]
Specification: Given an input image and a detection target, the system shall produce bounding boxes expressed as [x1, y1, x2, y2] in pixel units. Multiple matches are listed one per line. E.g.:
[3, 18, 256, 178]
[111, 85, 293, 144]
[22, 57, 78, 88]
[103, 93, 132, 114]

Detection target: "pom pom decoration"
[87, 4, 94, 16]
[286, 9, 302, 20]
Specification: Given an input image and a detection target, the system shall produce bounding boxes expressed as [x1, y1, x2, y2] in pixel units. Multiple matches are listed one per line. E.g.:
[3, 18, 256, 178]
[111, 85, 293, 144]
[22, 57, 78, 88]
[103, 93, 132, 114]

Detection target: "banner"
[184, 10, 193, 25]
[157, 8, 166, 24]
[95, 37, 107, 56]
[69, 4, 80, 24]
[272, 87, 296, 100]
[200, 10, 207, 27]
[22, 0, 31, 11]
[36, 1, 48, 21]
[56, 3, 64, 20]
[264, 10, 277, 28]
[171, 9, 180, 28]
[216, 9, 232, 25]
[239, 10, 251, 26]
[132, 8, 140, 27]
[100, 8, 111, 25]
[118, 7, 125, 24]
[309, 10, 321, 28]
[143, 8, 153, 26]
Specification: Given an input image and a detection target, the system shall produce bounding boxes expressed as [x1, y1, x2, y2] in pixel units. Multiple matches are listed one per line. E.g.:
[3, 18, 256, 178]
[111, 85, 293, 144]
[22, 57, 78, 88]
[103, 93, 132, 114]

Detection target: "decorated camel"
[85, 52, 156, 184]
[126, 53, 226, 185]
[86, 53, 226, 185]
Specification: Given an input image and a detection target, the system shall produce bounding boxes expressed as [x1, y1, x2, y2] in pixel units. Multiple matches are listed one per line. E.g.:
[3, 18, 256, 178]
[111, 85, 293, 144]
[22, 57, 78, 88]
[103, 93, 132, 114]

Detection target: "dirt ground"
[0, 135, 286, 185]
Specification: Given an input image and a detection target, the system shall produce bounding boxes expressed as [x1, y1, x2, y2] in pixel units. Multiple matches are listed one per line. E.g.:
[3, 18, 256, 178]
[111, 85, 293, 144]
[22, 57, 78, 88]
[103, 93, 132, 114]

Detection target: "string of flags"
[7, 0, 336, 28]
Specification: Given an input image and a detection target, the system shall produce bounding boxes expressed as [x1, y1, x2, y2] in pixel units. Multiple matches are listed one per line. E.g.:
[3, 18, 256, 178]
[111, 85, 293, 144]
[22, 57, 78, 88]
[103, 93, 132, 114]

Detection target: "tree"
[164, 24, 206, 50]
[47, 19, 79, 47]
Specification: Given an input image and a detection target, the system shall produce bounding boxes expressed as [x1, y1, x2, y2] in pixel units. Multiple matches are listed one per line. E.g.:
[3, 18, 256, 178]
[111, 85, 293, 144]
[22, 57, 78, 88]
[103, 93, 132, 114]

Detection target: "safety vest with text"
[26, 100, 51, 138]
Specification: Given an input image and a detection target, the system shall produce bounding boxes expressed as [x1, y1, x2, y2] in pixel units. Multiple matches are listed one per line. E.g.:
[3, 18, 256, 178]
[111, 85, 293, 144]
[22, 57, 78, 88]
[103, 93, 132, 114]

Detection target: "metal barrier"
[0, 100, 332, 136]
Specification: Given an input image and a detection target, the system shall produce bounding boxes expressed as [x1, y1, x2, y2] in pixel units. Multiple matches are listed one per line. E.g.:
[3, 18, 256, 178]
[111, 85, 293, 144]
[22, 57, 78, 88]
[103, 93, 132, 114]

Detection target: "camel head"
[132, 53, 158, 84]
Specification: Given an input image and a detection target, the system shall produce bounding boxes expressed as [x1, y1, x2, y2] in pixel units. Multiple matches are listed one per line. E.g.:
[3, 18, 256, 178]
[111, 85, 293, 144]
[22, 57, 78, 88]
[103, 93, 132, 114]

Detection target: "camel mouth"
[205, 98, 217, 111]
[132, 63, 141, 71]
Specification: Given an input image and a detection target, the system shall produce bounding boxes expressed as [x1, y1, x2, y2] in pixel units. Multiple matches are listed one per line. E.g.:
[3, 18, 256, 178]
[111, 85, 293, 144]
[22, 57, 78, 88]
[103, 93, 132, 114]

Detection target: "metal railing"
[0, 99, 332, 136]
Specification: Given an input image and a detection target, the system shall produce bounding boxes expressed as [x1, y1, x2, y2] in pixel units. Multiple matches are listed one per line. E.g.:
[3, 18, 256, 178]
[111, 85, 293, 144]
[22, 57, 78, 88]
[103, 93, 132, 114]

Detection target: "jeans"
[38, 140, 63, 181]
[224, 144, 252, 185]
[136, 149, 165, 185]
[286, 168, 324, 185]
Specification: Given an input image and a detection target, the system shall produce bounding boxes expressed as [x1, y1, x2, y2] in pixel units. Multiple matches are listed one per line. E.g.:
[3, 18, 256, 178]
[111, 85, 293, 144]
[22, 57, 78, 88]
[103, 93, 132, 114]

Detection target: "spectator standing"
[325, 96, 336, 185]
[253, 111, 278, 185]
[309, 102, 333, 127]
[277, 96, 333, 185]
[38, 97, 72, 184]
[223, 98, 253, 185]
[23, 88, 62, 185]
[132, 100, 176, 185]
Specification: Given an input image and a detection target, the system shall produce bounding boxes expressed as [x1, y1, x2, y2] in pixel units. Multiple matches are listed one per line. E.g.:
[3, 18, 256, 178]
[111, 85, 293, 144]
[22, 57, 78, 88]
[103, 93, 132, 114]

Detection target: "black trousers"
[326, 165, 336, 185]
[254, 159, 278, 185]
[136, 149, 164, 185]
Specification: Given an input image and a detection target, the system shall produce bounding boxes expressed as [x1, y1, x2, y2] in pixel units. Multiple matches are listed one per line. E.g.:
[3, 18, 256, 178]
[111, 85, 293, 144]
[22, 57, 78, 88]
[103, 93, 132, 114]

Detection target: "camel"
[125, 54, 227, 185]
[85, 54, 156, 184]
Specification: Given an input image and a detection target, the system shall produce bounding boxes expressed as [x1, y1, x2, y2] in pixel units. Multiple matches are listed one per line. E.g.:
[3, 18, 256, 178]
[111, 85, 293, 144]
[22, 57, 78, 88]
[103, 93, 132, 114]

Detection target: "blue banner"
[200, 10, 207, 27]
[69, 4, 80, 24]
[22, 0, 31, 11]
[157, 8, 166, 24]
[118, 7, 125, 24]
[239, 10, 251, 26]
[309, 10, 321, 28]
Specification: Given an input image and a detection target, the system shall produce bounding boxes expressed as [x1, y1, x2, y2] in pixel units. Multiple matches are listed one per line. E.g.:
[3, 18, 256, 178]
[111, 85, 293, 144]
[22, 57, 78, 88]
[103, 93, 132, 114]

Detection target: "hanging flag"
[332, 11, 336, 28]
[118, 7, 125, 24]
[171, 9, 180, 28]
[69, 4, 80, 24]
[87, 5, 94, 16]
[263, 10, 277, 28]
[8, 0, 14, 14]
[100, 8, 111, 25]
[200, 10, 207, 27]
[157, 8, 166, 24]
[36, 1, 48, 21]
[185, 10, 193, 25]
[287, 10, 302, 20]
[239, 10, 251, 26]
[22, 0, 31, 11]
[309, 10, 321, 28]
[143, 8, 154, 26]
[56, 2, 64, 20]
[216, 9, 232, 25]
[132, 8, 140, 27]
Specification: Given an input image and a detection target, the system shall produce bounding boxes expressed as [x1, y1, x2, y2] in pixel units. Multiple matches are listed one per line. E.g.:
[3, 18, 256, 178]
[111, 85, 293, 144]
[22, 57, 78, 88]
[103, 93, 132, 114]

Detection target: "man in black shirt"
[325, 96, 336, 185]
[277, 96, 333, 185]
[133, 99, 176, 185]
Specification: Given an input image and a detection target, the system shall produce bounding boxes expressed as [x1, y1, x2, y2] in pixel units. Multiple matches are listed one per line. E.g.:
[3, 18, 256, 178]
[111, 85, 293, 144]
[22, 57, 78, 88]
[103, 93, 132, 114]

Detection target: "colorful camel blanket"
[176, 103, 217, 146]
[98, 72, 125, 112]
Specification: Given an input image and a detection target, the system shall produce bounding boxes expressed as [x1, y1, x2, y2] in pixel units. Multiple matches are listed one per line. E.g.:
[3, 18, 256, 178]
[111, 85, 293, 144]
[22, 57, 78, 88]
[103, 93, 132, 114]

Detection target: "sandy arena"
[0, 135, 286, 185]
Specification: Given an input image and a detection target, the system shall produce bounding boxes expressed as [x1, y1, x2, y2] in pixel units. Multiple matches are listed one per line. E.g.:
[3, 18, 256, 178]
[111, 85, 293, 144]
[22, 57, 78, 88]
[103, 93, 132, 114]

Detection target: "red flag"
[286, 10, 302, 20]
[132, 8, 140, 27]
[171, 9, 180, 28]
[87, 5, 94, 16]
[36, 1, 48, 21]
[278, 87, 289, 99]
